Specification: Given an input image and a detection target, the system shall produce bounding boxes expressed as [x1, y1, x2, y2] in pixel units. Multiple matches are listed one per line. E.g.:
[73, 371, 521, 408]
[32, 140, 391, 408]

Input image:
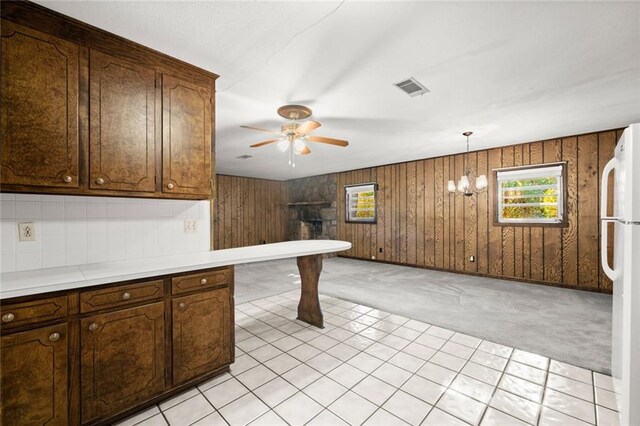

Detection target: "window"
[495, 163, 566, 225]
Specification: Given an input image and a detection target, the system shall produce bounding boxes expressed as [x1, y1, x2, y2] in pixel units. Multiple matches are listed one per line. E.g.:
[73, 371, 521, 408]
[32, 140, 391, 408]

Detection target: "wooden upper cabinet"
[162, 74, 212, 197]
[1, 20, 79, 188]
[1, 323, 68, 425]
[81, 302, 165, 423]
[89, 50, 157, 192]
[172, 287, 232, 385]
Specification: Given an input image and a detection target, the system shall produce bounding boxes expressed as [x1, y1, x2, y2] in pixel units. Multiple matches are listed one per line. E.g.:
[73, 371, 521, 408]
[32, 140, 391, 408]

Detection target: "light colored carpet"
[235, 256, 612, 373]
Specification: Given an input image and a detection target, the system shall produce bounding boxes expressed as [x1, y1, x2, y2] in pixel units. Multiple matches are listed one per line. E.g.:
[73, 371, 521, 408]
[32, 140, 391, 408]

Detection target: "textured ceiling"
[38, 1, 640, 180]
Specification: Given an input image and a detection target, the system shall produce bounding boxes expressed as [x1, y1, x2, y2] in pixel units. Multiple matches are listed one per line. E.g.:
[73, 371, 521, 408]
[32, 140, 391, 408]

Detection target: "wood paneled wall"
[213, 175, 288, 249]
[337, 129, 622, 292]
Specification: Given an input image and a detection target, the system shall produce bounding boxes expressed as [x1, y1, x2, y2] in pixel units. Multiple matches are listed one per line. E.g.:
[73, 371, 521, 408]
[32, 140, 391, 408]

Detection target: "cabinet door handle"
[96, 177, 105, 185]
[63, 175, 73, 183]
[178, 302, 186, 311]
[122, 292, 131, 300]
[200, 278, 207, 285]
[49, 332, 61, 342]
[89, 323, 98, 331]
[167, 183, 174, 190]
[2, 313, 15, 323]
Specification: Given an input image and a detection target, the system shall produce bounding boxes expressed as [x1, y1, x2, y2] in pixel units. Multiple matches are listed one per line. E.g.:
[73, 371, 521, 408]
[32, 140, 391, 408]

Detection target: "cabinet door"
[1, 324, 68, 425]
[89, 50, 156, 192]
[162, 74, 212, 197]
[81, 302, 164, 423]
[1, 20, 79, 188]
[173, 287, 231, 385]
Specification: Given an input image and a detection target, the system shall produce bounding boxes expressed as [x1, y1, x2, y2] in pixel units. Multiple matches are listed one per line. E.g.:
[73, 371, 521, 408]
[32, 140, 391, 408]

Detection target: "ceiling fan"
[241, 104, 349, 167]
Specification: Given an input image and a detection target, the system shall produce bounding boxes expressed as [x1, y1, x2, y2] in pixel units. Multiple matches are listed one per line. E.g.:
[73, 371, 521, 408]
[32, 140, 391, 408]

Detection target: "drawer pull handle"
[122, 292, 131, 300]
[89, 323, 98, 331]
[49, 332, 61, 342]
[178, 302, 186, 311]
[167, 183, 174, 190]
[2, 313, 15, 323]
[200, 278, 207, 285]
[96, 177, 105, 185]
[63, 175, 73, 183]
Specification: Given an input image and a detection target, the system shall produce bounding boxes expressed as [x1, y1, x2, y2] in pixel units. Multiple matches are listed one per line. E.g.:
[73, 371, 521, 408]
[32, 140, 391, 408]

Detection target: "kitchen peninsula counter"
[0, 240, 351, 300]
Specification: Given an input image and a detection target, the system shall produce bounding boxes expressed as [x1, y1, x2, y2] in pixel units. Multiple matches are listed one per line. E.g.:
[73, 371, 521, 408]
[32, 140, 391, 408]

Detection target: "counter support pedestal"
[296, 254, 324, 328]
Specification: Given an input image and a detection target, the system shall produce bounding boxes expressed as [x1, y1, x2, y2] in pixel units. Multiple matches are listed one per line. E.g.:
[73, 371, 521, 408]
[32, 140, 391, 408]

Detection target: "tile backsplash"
[0, 194, 211, 272]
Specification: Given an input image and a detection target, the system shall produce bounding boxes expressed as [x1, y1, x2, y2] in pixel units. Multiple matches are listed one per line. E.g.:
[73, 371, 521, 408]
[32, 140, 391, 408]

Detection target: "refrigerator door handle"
[601, 157, 619, 280]
[600, 157, 617, 219]
[601, 219, 619, 280]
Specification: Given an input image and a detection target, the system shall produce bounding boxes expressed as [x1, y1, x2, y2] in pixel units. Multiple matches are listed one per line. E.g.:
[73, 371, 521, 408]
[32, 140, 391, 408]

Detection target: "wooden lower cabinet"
[80, 302, 165, 423]
[0, 267, 234, 425]
[0, 323, 68, 425]
[172, 287, 232, 384]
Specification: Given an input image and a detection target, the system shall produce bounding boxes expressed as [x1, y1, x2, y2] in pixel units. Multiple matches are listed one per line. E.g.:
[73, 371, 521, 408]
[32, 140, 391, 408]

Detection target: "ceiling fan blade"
[241, 125, 281, 135]
[307, 135, 349, 147]
[299, 145, 311, 155]
[250, 138, 281, 148]
[295, 120, 321, 136]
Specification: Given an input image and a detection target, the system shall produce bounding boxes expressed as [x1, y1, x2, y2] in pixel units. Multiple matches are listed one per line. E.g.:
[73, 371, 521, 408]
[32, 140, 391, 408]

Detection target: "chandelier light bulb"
[476, 174, 488, 190]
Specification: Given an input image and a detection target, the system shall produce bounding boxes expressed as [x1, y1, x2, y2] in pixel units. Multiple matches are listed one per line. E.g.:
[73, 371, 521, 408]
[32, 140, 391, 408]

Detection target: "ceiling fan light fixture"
[294, 138, 307, 154]
[277, 139, 289, 152]
[241, 104, 348, 168]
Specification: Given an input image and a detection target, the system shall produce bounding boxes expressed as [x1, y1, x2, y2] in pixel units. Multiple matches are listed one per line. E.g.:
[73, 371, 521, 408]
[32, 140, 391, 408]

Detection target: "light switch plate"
[18, 222, 36, 241]
[184, 219, 198, 233]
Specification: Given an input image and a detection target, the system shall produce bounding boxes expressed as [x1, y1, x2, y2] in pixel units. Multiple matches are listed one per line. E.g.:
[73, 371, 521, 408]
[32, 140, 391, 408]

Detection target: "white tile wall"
[0, 194, 211, 272]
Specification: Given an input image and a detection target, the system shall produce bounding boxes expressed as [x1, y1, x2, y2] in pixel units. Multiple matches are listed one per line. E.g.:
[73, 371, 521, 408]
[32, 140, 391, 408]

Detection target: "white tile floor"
[117, 290, 620, 426]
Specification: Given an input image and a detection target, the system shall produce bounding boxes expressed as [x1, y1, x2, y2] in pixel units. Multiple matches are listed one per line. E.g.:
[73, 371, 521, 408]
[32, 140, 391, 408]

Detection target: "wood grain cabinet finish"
[0, 267, 233, 425]
[171, 268, 232, 295]
[80, 280, 163, 313]
[1, 323, 68, 425]
[172, 287, 232, 385]
[1, 20, 79, 188]
[0, 296, 68, 331]
[89, 50, 157, 193]
[80, 302, 165, 423]
[162, 74, 212, 197]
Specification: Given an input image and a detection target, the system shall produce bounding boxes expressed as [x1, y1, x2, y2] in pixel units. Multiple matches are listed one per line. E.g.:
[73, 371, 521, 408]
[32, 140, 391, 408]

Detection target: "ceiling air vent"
[394, 77, 429, 97]
[236, 154, 253, 160]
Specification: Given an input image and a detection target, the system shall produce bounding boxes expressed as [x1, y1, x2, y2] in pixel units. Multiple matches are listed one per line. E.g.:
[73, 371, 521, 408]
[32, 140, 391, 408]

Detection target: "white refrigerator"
[601, 123, 640, 426]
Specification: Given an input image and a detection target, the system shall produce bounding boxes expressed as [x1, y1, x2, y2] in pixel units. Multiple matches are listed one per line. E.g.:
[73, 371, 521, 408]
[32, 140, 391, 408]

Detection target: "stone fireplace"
[288, 174, 338, 243]
[291, 202, 333, 240]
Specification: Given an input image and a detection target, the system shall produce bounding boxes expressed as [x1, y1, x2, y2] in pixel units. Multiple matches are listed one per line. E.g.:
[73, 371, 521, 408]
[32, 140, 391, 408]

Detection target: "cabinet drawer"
[80, 280, 164, 313]
[172, 268, 231, 295]
[0, 296, 68, 330]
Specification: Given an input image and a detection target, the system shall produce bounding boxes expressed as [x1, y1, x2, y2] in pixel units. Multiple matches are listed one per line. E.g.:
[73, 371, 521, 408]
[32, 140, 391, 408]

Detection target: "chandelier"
[448, 131, 488, 196]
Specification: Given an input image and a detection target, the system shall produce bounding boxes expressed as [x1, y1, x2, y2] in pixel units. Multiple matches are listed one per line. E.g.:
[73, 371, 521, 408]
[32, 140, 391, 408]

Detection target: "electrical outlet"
[184, 219, 198, 233]
[18, 222, 36, 241]
[371, 255, 376, 260]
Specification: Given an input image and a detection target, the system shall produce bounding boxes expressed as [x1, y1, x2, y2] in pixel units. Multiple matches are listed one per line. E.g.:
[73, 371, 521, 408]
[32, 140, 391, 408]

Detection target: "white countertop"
[0, 240, 351, 300]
